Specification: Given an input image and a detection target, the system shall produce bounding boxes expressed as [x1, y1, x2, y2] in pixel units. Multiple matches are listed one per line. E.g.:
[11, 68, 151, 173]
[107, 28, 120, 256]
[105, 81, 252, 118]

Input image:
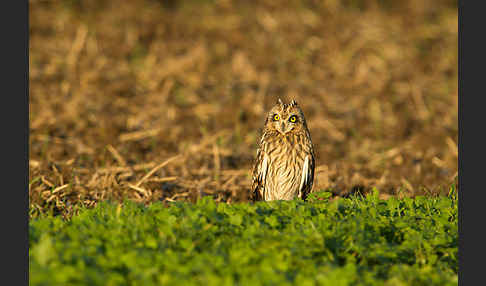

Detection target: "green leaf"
[229, 214, 243, 226]
[29, 196, 458, 286]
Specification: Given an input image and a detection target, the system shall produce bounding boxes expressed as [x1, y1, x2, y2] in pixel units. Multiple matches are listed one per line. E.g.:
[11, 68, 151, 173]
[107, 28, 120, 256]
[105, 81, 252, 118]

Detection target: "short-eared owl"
[251, 99, 315, 201]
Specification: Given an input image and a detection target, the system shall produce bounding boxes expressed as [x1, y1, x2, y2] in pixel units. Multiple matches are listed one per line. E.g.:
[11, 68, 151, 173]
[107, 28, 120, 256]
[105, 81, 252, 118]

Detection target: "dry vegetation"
[29, 0, 458, 218]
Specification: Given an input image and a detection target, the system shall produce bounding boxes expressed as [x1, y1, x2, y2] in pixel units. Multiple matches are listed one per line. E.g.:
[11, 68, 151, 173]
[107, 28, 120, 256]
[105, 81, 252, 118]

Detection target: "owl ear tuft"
[277, 98, 284, 106]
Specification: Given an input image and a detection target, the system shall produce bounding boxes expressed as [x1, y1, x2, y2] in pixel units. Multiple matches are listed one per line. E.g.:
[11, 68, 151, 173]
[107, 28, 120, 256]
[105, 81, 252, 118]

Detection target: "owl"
[251, 98, 315, 201]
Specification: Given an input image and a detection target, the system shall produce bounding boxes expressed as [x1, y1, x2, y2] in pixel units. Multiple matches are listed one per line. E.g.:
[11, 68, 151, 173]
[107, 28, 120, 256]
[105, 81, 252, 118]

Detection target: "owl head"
[264, 98, 308, 135]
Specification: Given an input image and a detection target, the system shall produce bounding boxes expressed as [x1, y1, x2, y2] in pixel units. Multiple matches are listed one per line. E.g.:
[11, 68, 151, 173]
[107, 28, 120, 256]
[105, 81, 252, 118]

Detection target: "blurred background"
[29, 0, 458, 217]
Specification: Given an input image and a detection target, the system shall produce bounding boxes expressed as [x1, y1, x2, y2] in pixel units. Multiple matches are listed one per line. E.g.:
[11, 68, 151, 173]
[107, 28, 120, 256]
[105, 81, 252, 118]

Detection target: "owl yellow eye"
[289, 115, 297, 123]
[273, 114, 280, 121]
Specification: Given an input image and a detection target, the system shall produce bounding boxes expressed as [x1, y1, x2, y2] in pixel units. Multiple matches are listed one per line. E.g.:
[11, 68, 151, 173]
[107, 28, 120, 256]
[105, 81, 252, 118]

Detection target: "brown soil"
[29, 0, 458, 218]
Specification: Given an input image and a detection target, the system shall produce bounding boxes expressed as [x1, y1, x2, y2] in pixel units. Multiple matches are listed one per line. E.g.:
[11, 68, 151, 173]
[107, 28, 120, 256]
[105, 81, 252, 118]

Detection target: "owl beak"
[279, 122, 287, 134]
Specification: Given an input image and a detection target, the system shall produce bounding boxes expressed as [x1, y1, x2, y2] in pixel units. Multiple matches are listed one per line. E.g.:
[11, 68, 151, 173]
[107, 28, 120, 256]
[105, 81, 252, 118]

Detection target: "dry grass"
[29, 0, 458, 218]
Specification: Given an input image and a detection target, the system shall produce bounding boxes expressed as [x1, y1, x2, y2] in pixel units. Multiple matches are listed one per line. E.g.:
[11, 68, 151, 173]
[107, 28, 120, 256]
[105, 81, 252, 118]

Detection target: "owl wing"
[251, 147, 269, 202]
[298, 154, 315, 201]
